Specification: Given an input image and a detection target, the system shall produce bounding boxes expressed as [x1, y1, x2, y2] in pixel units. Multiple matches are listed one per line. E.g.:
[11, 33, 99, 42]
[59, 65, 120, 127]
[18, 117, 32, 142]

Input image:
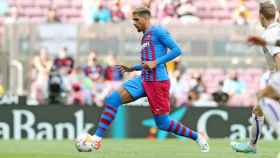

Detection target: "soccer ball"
[75, 133, 94, 152]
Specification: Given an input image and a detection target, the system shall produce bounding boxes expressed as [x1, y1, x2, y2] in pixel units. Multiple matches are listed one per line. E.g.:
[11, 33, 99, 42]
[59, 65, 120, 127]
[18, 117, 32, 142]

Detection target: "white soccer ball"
[75, 133, 94, 152]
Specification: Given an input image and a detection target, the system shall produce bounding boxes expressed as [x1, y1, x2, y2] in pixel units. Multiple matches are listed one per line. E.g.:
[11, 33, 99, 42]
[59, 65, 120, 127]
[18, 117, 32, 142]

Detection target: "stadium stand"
[0, 0, 267, 107]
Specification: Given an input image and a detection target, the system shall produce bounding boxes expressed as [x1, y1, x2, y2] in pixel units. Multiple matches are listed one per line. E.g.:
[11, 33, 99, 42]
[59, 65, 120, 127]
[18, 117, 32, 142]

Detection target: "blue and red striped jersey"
[134, 25, 182, 81]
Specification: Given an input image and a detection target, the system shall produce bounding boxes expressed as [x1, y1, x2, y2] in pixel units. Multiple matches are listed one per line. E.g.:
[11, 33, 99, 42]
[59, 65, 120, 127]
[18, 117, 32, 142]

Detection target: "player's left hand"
[143, 60, 157, 70]
[115, 65, 133, 74]
[247, 36, 266, 47]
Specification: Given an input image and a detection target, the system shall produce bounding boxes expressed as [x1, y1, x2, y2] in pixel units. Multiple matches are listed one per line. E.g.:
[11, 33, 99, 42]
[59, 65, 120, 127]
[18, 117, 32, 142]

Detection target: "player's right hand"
[247, 36, 266, 47]
[115, 65, 133, 74]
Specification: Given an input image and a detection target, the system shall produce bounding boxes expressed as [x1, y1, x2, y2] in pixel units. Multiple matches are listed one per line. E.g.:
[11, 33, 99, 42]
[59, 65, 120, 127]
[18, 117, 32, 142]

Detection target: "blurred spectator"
[104, 54, 123, 81]
[212, 81, 229, 105]
[111, 1, 125, 23]
[0, 0, 8, 16]
[157, 0, 176, 24]
[0, 78, 5, 97]
[166, 57, 185, 74]
[170, 69, 189, 106]
[92, 77, 111, 107]
[232, 2, 251, 25]
[175, 0, 200, 24]
[5, 6, 19, 23]
[30, 48, 53, 104]
[49, 47, 74, 104]
[190, 90, 217, 107]
[187, 72, 216, 107]
[1, 0, 260, 24]
[69, 82, 84, 105]
[53, 47, 74, 74]
[169, 59, 187, 106]
[82, 0, 100, 24]
[146, 127, 157, 140]
[67, 66, 93, 106]
[48, 68, 64, 104]
[46, 8, 61, 23]
[222, 70, 246, 96]
[83, 51, 104, 81]
[189, 72, 206, 95]
[94, 3, 112, 23]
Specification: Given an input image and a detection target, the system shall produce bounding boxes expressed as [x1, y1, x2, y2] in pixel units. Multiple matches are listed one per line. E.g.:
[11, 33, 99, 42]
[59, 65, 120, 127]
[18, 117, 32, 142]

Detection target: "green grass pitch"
[0, 139, 279, 158]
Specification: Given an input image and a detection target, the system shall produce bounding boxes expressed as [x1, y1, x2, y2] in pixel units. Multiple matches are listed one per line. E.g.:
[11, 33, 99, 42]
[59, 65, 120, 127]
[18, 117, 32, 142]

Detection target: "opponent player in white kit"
[231, 1, 280, 154]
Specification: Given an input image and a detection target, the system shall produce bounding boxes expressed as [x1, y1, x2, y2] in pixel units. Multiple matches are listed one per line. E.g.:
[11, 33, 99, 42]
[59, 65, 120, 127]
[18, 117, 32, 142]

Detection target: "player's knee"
[104, 91, 122, 108]
[154, 117, 170, 130]
[253, 105, 264, 117]
[258, 85, 280, 101]
[155, 122, 169, 130]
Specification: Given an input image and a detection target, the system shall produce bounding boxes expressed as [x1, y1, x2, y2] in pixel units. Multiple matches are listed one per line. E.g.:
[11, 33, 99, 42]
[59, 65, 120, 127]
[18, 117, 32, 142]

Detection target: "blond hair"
[132, 7, 151, 17]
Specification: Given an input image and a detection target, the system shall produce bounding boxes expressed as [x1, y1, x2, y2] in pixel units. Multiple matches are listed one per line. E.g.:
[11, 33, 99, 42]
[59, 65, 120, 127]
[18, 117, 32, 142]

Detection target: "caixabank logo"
[0, 105, 278, 140]
[0, 109, 94, 140]
[141, 107, 279, 140]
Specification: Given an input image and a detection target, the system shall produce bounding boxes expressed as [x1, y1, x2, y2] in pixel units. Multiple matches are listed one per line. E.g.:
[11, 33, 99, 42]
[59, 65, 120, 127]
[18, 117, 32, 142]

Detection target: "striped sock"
[94, 91, 122, 138]
[154, 115, 198, 140]
[95, 105, 117, 137]
[167, 120, 198, 140]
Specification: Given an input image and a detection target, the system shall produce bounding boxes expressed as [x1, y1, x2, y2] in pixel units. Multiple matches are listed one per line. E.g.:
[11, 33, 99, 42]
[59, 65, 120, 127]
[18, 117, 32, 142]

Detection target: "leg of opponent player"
[89, 76, 146, 150]
[231, 73, 280, 153]
[260, 97, 280, 137]
[143, 80, 209, 152]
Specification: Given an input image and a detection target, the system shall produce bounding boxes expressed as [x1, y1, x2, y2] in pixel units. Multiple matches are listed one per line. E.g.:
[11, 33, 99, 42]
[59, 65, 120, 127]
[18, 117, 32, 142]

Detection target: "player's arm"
[131, 64, 143, 71]
[248, 36, 280, 47]
[156, 27, 182, 65]
[115, 64, 142, 74]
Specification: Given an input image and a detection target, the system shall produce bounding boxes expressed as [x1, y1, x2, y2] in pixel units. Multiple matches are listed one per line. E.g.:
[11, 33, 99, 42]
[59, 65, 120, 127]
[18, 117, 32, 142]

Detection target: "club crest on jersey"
[146, 34, 151, 39]
[142, 42, 150, 49]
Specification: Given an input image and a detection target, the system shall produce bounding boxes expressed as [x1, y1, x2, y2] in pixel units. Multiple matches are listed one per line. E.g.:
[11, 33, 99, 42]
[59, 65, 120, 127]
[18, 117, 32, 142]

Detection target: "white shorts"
[260, 71, 280, 95]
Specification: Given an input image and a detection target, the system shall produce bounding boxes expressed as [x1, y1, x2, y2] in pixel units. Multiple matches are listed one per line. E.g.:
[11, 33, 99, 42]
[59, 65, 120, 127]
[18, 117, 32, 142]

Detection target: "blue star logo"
[142, 107, 188, 140]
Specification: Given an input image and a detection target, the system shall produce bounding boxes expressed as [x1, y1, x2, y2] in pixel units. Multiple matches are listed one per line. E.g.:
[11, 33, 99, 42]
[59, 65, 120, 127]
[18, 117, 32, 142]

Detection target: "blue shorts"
[122, 76, 146, 99]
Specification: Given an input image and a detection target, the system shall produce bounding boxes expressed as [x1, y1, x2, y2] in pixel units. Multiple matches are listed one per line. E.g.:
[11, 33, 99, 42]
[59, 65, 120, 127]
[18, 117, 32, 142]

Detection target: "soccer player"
[231, 2, 280, 154]
[80, 7, 209, 152]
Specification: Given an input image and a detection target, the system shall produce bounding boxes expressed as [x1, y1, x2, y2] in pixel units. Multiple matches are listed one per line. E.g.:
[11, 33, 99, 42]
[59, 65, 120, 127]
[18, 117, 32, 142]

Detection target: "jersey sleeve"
[264, 28, 280, 56]
[155, 27, 182, 65]
[132, 64, 143, 71]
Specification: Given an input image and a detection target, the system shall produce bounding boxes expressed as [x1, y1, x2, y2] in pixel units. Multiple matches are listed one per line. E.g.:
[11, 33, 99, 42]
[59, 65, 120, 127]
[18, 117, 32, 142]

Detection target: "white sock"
[249, 114, 264, 146]
[92, 135, 102, 141]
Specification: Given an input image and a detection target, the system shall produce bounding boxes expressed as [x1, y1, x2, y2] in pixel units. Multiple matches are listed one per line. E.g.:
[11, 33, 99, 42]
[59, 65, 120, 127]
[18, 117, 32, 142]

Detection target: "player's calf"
[154, 115, 209, 152]
[245, 105, 264, 150]
[94, 91, 122, 138]
[154, 115, 198, 140]
[231, 105, 264, 154]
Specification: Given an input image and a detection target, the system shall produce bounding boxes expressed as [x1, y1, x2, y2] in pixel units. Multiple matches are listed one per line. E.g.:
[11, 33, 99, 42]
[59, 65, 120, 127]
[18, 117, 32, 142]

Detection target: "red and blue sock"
[154, 115, 198, 140]
[95, 91, 122, 137]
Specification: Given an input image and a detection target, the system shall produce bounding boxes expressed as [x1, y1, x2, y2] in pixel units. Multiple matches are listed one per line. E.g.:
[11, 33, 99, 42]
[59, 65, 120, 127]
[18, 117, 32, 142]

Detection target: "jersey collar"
[144, 25, 154, 36]
[267, 22, 279, 29]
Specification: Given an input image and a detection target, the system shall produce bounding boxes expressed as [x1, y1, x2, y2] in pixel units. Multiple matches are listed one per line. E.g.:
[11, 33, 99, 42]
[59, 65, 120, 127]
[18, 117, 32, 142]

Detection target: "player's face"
[132, 14, 146, 32]
[259, 13, 267, 28]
